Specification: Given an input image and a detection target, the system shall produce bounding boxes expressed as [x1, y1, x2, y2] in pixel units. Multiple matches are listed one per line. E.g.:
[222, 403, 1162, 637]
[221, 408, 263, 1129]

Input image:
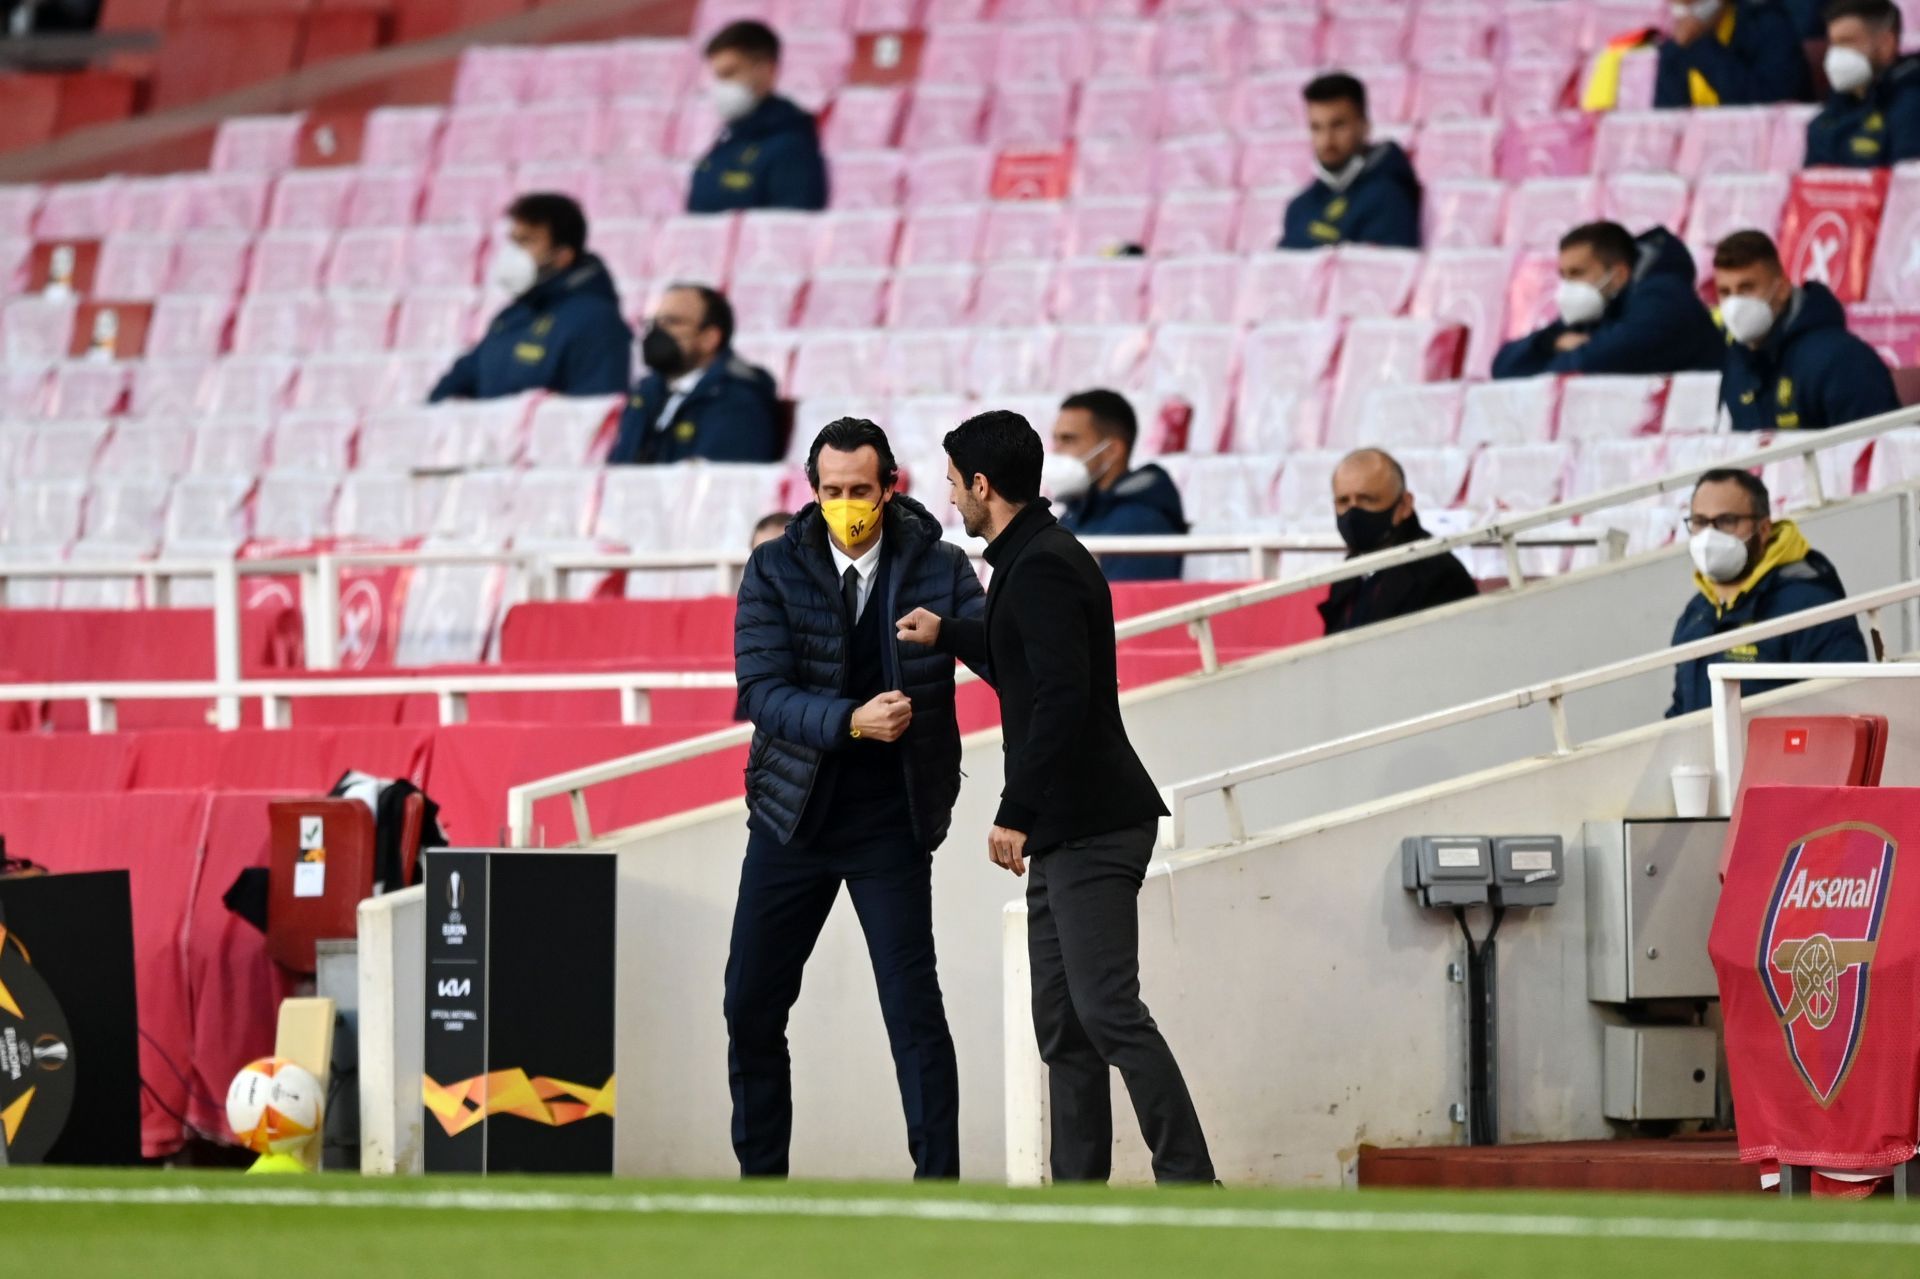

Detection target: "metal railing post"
[87, 696, 116, 734]
[306, 554, 341, 671]
[619, 686, 651, 724]
[568, 789, 594, 845]
[1189, 617, 1220, 675]
[1547, 694, 1573, 754]
[1802, 452, 1827, 507]
[1221, 784, 1246, 843]
[1711, 675, 1746, 820]
[1501, 532, 1526, 589]
[211, 561, 242, 729]
[437, 690, 469, 725]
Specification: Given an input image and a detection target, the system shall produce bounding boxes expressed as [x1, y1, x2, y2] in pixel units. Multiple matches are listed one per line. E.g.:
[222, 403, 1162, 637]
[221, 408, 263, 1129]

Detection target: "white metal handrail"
[1162, 579, 1920, 849]
[1708, 659, 1920, 819]
[507, 723, 750, 847]
[0, 670, 735, 733]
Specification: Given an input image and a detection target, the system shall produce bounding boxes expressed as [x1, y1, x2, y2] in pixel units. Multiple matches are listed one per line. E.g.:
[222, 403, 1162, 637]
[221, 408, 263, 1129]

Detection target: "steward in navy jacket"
[1492, 229, 1723, 379]
[1279, 141, 1422, 250]
[610, 349, 782, 464]
[687, 94, 829, 213]
[735, 494, 985, 850]
[427, 254, 631, 402]
[1806, 53, 1920, 165]
[1666, 521, 1866, 716]
[1058, 463, 1188, 583]
[1654, 1, 1811, 109]
[1722, 281, 1900, 431]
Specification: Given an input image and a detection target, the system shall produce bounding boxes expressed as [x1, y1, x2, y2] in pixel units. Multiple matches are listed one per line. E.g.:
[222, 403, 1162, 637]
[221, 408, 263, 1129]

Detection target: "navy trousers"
[723, 826, 961, 1179]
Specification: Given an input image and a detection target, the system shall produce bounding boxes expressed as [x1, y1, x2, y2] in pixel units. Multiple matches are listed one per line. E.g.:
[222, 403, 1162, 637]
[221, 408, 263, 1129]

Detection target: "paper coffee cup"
[1670, 764, 1713, 819]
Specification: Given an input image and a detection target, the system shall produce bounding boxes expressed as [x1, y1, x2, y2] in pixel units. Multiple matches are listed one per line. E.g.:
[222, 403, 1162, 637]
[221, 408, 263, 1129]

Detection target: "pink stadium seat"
[1157, 134, 1242, 192]
[1660, 370, 1725, 434]
[905, 147, 993, 207]
[1560, 375, 1670, 441]
[1410, 62, 1496, 122]
[1420, 115, 1505, 179]
[204, 357, 294, 416]
[965, 326, 1058, 397]
[1250, 9, 1321, 69]
[407, 225, 484, 291]
[1063, 196, 1153, 256]
[2, 477, 85, 549]
[268, 170, 354, 233]
[1160, 78, 1234, 140]
[1411, 247, 1517, 381]
[1325, 10, 1409, 64]
[1426, 179, 1508, 248]
[987, 83, 1074, 149]
[1234, 71, 1314, 135]
[650, 213, 739, 284]
[525, 394, 621, 467]
[1866, 427, 1920, 490]
[920, 23, 1000, 84]
[1505, 177, 1597, 249]
[1342, 381, 1467, 452]
[1602, 174, 1692, 237]
[995, 19, 1090, 81]
[1497, 114, 1595, 179]
[591, 219, 653, 291]
[1151, 191, 1238, 255]
[734, 212, 822, 277]
[1676, 107, 1773, 178]
[1869, 167, 1920, 304]
[187, 417, 268, 474]
[1053, 324, 1150, 393]
[343, 169, 426, 230]
[1665, 431, 1766, 478]
[1088, 17, 1159, 78]
[589, 160, 689, 224]
[0, 185, 43, 238]
[979, 202, 1063, 263]
[357, 407, 445, 472]
[1768, 103, 1818, 170]
[394, 291, 480, 354]
[1395, 446, 1474, 509]
[824, 87, 903, 153]
[420, 166, 513, 227]
[829, 151, 906, 209]
[1235, 250, 1332, 325]
[515, 102, 611, 166]
[291, 354, 391, 414]
[514, 163, 593, 207]
[1505, 250, 1564, 338]
[145, 295, 231, 360]
[211, 114, 301, 175]
[252, 471, 340, 546]
[324, 228, 406, 293]
[1075, 136, 1160, 199]
[1411, 4, 1495, 63]
[97, 418, 191, 476]
[1235, 187, 1291, 254]
[1324, 246, 1421, 319]
[108, 176, 191, 237]
[1148, 255, 1239, 324]
[1053, 258, 1149, 325]
[1465, 442, 1571, 514]
[247, 231, 331, 295]
[185, 176, 271, 234]
[360, 108, 445, 170]
[321, 294, 396, 353]
[336, 472, 440, 544]
[1593, 110, 1687, 174]
[528, 42, 620, 104]
[883, 329, 971, 397]
[1497, 57, 1580, 119]
[129, 360, 212, 416]
[801, 268, 889, 329]
[889, 265, 977, 327]
[511, 468, 604, 545]
[1143, 322, 1239, 454]
[452, 47, 533, 107]
[730, 331, 798, 387]
[95, 235, 177, 300]
[1328, 318, 1467, 438]
[37, 178, 118, 239]
[730, 274, 804, 330]
[437, 108, 517, 169]
[1571, 438, 1669, 498]
[1685, 172, 1791, 247]
[792, 330, 888, 398]
[233, 293, 325, 357]
[1764, 440, 1874, 509]
[19, 419, 110, 478]
[1235, 320, 1343, 448]
[1077, 78, 1160, 141]
[609, 38, 695, 99]
[46, 360, 133, 419]
[902, 84, 988, 149]
[1157, 11, 1246, 79]
[601, 100, 677, 161]
[899, 203, 985, 266]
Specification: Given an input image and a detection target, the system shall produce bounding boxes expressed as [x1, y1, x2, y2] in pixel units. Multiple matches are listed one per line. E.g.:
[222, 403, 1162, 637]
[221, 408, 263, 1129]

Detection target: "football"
[225, 1058, 323, 1157]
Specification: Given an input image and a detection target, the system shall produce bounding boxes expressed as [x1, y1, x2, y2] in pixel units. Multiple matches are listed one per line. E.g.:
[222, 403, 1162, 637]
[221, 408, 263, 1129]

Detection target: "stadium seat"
[1558, 375, 1669, 441]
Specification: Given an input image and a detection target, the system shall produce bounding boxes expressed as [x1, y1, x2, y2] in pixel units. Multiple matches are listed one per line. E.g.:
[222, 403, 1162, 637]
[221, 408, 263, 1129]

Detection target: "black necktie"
[842, 565, 861, 624]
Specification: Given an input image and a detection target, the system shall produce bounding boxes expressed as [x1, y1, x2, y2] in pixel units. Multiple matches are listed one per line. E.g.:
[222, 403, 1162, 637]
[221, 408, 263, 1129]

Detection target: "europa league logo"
[32, 1036, 67, 1071]
[448, 869, 464, 921]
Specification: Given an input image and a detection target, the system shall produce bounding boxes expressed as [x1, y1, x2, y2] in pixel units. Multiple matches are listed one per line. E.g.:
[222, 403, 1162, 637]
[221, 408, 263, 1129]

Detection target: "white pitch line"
[6, 1183, 1920, 1247]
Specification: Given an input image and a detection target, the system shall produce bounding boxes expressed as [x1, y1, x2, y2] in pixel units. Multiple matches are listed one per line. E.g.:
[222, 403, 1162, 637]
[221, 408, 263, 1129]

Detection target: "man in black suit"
[1319, 447, 1477, 636]
[896, 409, 1216, 1185]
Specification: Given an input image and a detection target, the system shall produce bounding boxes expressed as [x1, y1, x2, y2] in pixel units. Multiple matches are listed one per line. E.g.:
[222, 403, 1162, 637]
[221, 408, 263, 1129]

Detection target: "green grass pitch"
[6, 1167, 1920, 1278]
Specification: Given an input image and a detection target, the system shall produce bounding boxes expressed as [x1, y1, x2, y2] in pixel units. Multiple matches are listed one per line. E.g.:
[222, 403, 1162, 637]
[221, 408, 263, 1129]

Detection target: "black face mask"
[641, 324, 690, 378]
[1337, 504, 1399, 553]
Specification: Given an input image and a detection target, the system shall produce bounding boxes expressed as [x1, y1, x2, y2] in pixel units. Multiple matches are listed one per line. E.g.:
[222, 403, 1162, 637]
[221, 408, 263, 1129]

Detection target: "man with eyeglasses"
[1665, 469, 1867, 717]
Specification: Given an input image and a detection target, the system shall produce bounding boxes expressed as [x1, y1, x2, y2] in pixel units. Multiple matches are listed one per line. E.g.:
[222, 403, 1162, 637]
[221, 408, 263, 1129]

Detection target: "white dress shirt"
[654, 367, 704, 427]
[830, 532, 884, 622]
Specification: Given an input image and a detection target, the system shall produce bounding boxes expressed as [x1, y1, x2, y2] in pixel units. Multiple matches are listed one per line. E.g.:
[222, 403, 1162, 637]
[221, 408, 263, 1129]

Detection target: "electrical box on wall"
[1585, 819, 1727, 1003]
[1401, 836, 1493, 907]
[1602, 1025, 1718, 1121]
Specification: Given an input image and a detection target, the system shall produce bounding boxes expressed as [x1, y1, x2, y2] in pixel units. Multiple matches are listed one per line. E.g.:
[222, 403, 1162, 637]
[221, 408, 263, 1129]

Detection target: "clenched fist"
[896, 607, 943, 647]
[851, 690, 913, 742]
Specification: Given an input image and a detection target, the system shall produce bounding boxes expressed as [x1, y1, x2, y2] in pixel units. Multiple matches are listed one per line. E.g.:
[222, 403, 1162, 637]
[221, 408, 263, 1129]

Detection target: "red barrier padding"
[0, 75, 61, 153]
[126, 726, 434, 792]
[1711, 786, 1920, 1171]
[0, 791, 209, 1157]
[186, 791, 294, 1141]
[500, 597, 740, 665]
[0, 733, 138, 790]
[425, 723, 744, 846]
[1110, 580, 1332, 654]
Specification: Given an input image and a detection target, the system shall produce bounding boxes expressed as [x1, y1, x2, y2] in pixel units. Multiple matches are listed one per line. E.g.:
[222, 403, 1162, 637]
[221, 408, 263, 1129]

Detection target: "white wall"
[598, 489, 1917, 1182]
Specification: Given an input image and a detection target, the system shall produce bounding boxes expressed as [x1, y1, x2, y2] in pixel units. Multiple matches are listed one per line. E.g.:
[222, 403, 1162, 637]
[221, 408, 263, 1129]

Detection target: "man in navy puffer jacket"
[727, 417, 985, 1181]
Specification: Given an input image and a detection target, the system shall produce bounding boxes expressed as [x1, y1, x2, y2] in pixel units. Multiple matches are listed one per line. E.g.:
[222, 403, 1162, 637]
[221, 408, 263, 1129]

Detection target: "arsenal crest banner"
[1711, 786, 1920, 1169]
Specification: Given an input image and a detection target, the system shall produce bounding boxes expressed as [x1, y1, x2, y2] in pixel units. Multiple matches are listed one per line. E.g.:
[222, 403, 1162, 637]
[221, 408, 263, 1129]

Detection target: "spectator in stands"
[687, 20, 829, 213]
[1654, 1, 1811, 108]
[1492, 222, 1723, 380]
[1047, 390, 1188, 583]
[1319, 448, 1477, 637]
[609, 284, 782, 465]
[1786, 0, 1826, 38]
[1667, 469, 1866, 716]
[428, 193, 631, 403]
[1807, 0, 1920, 166]
[1713, 230, 1900, 431]
[751, 512, 792, 550]
[1279, 73, 1421, 250]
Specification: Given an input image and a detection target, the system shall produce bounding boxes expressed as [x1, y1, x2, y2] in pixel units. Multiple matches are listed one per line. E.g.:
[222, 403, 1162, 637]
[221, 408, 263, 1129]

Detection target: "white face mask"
[1826, 45, 1876, 94]
[1720, 293, 1777, 346]
[1555, 279, 1609, 327]
[490, 241, 539, 296]
[1689, 527, 1753, 583]
[1043, 440, 1112, 503]
[1670, 0, 1720, 22]
[1313, 152, 1367, 194]
[709, 77, 759, 122]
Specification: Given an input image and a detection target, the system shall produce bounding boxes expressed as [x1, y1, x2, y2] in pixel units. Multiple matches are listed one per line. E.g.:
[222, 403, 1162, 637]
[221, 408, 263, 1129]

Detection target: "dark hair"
[752, 511, 792, 536]
[1559, 220, 1639, 268]
[1060, 388, 1138, 450]
[1713, 230, 1783, 273]
[1824, 0, 1901, 37]
[665, 281, 735, 347]
[806, 418, 898, 490]
[506, 192, 587, 254]
[705, 18, 781, 61]
[943, 409, 1043, 506]
[1694, 468, 1771, 516]
[1303, 72, 1368, 117]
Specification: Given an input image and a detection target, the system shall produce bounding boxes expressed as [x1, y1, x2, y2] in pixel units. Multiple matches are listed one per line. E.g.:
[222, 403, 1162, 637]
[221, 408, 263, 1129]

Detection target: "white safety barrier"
[356, 885, 425, 1176]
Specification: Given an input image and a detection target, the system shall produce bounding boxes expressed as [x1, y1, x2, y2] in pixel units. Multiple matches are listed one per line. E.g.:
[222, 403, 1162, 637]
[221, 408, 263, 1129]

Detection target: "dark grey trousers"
[1026, 819, 1215, 1184]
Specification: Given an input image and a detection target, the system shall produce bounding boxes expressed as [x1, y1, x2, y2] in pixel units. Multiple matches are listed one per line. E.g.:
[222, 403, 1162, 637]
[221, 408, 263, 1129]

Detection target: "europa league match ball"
[226, 1058, 323, 1156]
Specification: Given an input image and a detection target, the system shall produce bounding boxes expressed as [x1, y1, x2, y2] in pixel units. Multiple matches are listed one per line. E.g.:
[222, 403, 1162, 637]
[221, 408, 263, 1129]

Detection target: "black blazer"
[940, 503, 1167, 853]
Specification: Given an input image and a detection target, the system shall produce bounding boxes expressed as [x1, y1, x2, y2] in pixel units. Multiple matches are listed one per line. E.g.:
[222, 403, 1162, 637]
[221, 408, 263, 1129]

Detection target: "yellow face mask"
[821, 498, 882, 549]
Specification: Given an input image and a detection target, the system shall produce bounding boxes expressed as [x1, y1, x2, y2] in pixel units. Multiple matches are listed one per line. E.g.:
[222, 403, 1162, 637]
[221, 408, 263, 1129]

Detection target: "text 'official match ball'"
[226, 1057, 323, 1155]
